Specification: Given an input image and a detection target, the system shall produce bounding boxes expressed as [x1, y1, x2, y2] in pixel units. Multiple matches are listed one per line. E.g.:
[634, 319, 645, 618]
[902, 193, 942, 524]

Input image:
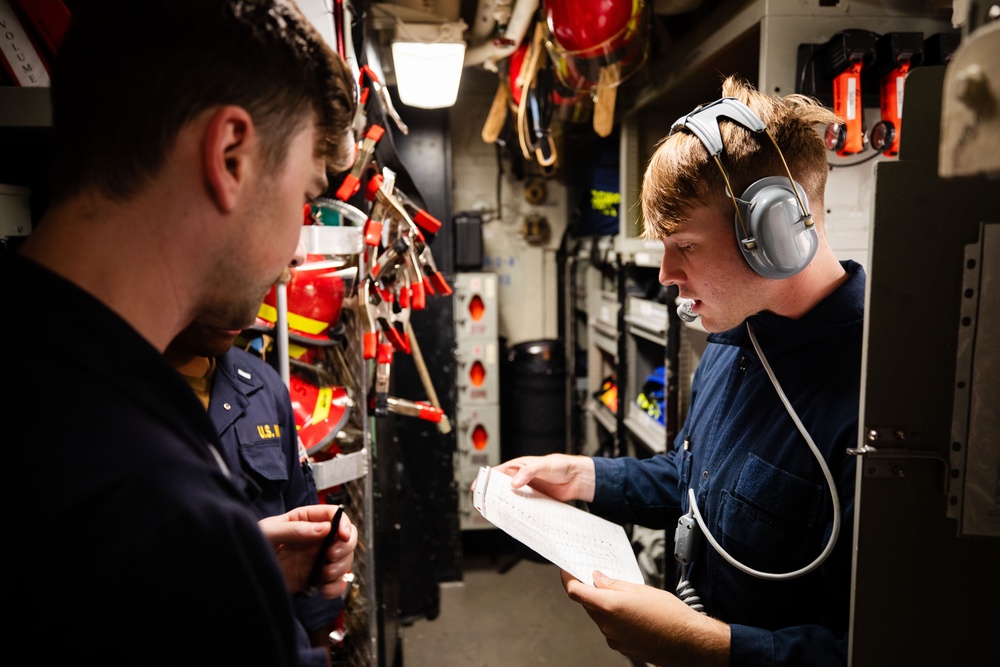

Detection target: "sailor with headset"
[493, 77, 865, 667]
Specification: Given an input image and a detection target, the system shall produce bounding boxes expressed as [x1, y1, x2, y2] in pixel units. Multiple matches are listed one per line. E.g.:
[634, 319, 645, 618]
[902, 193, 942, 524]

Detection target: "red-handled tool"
[405, 242, 427, 309]
[374, 342, 394, 416]
[385, 396, 444, 423]
[336, 124, 385, 201]
[376, 299, 410, 354]
[393, 188, 443, 235]
[359, 64, 409, 136]
[361, 280, 379, 359]
[403, 318, 451, 434]
[362, 199, 387, 248]
[416, 243, 452, 296]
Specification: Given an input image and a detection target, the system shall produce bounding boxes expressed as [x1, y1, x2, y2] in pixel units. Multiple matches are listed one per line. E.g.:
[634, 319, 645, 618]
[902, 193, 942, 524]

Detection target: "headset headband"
[670, 97, 812, 243]
[670, 97, 767, 156]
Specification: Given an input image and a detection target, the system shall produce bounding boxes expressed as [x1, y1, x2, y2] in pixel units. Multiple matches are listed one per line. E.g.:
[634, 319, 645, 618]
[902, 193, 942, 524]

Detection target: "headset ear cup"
[737, 176, 817, 279]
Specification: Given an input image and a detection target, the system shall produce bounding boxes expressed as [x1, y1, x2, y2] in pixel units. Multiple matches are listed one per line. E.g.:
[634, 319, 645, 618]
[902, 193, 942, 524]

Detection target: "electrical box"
[453, 272, 500, 530]
[455, 338, 500, 405]
[453, 272, 498, 338]
[454, 403, 501, 531]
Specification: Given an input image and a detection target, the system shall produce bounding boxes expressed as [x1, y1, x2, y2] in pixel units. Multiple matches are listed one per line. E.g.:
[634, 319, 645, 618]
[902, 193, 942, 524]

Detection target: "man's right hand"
[492, 454, 597, 503]
[258, 505, 358, 598]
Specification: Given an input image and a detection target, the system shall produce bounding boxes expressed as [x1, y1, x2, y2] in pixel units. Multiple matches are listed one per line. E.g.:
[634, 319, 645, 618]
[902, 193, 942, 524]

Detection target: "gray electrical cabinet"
[849, 65, 1000, 666]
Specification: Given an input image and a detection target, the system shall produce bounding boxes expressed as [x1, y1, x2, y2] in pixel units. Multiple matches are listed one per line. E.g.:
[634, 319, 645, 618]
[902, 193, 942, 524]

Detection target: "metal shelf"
[626, 322, 667, 347]
[616, 237, 663, 267]
[587, 398, 618, 433]
[590, 321, 619, 359]
[624, 404, 666, 454]
[625, 295, 668, 345]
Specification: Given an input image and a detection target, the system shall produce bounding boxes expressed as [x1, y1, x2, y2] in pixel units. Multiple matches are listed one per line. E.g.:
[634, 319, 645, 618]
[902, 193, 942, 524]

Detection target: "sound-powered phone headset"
[665, 98, 841, 602]
[670, 97, 818, 281]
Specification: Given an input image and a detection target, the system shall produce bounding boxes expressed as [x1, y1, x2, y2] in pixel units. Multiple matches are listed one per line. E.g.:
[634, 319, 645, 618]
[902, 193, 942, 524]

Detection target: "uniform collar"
[708, 260, 866, 352]
[4, 252, 224, 464]
[213, 347, 266, 395]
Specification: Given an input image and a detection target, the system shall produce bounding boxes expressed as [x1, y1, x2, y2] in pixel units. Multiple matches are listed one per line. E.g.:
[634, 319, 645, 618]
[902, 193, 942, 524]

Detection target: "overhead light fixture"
[374, 3, 468, 109]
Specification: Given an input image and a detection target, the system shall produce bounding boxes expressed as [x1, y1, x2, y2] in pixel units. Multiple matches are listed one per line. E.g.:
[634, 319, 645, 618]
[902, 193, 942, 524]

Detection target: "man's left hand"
[561, 569, 730, 667]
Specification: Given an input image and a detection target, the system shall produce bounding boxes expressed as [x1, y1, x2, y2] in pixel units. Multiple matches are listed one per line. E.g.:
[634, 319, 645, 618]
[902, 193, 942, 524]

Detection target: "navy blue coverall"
[591, 260, 866, 667]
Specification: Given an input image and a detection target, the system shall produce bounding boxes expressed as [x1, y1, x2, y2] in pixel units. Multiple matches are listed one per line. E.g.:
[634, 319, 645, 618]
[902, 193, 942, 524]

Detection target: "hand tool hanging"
[344, 162, 452, 424]
[514, 22, 558, 169]
[332, 48, 453, 426]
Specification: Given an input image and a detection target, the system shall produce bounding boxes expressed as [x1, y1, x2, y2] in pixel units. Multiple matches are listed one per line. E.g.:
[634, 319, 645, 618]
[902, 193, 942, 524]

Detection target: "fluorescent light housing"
[391, 37, 466, 109]
[372, 3, 467, 110]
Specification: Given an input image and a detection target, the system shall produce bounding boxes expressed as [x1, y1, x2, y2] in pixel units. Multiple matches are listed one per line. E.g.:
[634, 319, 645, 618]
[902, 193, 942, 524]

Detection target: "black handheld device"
[307, 505, 345, 589]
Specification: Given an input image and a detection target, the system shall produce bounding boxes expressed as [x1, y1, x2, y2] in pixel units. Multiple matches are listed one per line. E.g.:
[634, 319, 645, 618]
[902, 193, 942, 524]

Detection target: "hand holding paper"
[473, 466, 644, 586]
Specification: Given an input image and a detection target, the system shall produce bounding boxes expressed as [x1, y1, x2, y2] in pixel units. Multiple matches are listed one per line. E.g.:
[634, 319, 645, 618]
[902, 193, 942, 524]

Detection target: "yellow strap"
[311, 386, 333, 424]
[257, 302, 329, 336]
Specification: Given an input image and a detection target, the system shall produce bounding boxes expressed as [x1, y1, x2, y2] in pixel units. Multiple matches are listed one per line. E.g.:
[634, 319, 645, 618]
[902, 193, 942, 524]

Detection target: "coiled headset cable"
[677, 322, 842, 592]
[675, 563, 705, 613]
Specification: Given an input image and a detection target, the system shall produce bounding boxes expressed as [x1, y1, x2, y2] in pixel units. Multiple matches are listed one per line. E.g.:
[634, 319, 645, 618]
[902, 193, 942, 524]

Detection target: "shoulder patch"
[236, 422, 282, 442]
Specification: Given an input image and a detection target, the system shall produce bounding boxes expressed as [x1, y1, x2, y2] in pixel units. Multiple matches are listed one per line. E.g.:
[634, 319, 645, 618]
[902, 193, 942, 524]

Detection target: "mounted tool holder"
[865, 32, 925, 156]
[797, 29, 878, 156]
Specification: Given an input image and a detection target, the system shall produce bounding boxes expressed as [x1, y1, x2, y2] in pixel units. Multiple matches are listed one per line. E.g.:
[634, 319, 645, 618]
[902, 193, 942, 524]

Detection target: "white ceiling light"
[374, 3, 468, 109]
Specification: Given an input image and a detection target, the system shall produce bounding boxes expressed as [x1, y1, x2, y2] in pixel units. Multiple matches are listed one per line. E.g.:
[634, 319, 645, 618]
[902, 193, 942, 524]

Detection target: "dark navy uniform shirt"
[592, 260, 865, 667]
[207, 345, 343, 658]
[2, 252, 300, 665]
[208, 346, 316, 519]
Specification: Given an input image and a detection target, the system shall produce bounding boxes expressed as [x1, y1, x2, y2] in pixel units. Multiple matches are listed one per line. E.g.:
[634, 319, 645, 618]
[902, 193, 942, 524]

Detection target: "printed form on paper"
[472, 466, 644, 586]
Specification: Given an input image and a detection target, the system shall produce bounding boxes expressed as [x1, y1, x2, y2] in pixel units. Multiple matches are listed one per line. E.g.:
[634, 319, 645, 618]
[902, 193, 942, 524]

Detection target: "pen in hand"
[306, 505, 345, 589]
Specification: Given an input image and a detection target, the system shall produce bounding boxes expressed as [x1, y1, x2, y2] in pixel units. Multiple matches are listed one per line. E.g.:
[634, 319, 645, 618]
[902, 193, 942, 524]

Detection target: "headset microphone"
[677, 298, 697, 323]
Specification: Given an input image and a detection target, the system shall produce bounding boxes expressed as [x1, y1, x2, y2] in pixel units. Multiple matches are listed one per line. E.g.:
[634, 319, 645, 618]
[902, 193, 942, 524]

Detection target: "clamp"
[392, 188, 443, 235]
[362, 199, 387, 248]
[336, 124, 385, 201]
[375, 297, 409, 354]
[385, 396, 444, 423]
[416, 242, 452, 296]
[405, 241, 427, 310]
[359, 64, 409, 136]
[366, 171, 431, 246]
[374, 341, 394, 417]
[366, 235, 410, 284]
[360, 279, 380, 360]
